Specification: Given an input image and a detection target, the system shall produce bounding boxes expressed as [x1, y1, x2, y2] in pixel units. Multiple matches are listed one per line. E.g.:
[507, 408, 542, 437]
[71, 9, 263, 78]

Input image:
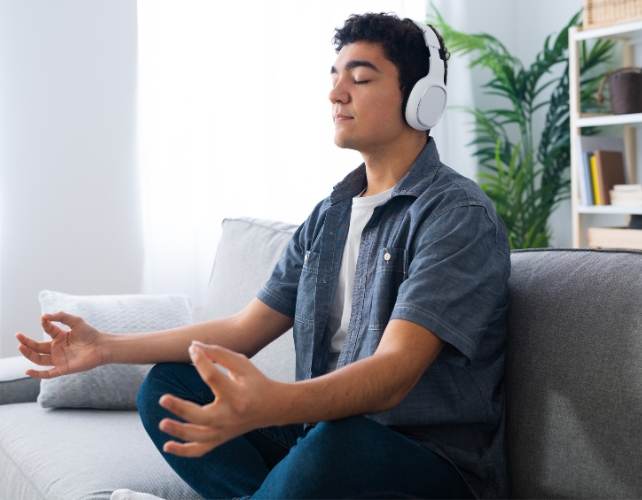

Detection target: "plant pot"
[595, 67, 642, 115]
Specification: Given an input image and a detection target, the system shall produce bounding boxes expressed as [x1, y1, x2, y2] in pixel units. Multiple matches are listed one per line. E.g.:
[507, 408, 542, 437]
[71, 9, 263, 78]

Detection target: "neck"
[359, 133, 428, 197]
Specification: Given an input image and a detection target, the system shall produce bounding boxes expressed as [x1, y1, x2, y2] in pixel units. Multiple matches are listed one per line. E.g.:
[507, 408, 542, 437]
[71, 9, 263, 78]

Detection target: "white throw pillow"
[38, 290, 193, 409]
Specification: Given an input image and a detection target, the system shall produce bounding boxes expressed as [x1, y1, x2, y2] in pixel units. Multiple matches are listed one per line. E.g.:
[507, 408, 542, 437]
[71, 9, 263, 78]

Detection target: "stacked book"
[577, 136, 624, 206]
[610, 184, 642, 207]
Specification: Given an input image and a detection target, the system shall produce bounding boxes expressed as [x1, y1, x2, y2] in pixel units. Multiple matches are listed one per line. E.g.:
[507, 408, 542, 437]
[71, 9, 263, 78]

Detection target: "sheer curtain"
[136, 0, 430, 314]
[427, 0, 478, 181]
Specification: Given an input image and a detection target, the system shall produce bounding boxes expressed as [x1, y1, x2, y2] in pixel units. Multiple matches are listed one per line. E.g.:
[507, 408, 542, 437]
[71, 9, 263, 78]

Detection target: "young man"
[17, 13, 510, 500]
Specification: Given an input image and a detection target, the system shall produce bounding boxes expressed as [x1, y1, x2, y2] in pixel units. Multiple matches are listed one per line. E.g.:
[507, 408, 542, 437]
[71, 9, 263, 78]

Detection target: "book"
[594, 150, 626, 205]
[611, 191, 642, 200]
[610, 184, 642, 206]
[575, 136, 627, 206]
[582, 151, 594, 205]
[611, 199, 642, 206]
[613, 184, 642, 193]
[590, 155, 601, 205]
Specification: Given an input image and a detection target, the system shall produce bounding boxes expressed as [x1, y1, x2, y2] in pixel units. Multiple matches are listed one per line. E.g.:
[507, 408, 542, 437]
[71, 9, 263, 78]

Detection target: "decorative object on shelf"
[595, 67, 642, 114]
[628, 213, 642, 228]
[430, 9, 615, 249]
[583, 0, 642, 30]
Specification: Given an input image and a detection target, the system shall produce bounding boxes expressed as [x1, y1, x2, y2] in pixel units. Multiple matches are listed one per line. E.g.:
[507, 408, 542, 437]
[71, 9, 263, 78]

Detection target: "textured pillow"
[38, 290, 193, 409]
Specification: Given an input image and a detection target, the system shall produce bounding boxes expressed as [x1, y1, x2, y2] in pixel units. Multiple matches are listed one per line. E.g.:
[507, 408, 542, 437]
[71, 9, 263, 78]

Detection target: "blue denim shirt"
[257, 138, 511, 499]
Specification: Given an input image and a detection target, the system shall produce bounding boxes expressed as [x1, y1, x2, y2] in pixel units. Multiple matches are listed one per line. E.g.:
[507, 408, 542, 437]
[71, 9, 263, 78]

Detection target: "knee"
[136, 363, 177, 424]
[289, 417, 373, 469]
[306, 416, 373, 445]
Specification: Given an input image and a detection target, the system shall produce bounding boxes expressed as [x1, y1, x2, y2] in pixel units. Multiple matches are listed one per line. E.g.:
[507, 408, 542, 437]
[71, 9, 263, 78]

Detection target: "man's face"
[330, 42, 409, 152]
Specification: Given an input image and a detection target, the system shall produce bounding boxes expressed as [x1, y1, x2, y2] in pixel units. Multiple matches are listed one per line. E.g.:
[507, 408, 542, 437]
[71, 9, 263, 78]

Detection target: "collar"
[330, 137, 441, 206]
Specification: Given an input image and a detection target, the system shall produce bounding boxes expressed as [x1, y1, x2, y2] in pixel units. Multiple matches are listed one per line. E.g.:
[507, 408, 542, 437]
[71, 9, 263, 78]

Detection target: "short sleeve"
[390, 204, 510, 362]
[256, 221, 306, 318]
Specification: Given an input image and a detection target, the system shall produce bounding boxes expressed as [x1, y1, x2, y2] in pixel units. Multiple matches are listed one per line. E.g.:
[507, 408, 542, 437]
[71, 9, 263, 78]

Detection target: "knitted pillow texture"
[38, 290, 192, 409]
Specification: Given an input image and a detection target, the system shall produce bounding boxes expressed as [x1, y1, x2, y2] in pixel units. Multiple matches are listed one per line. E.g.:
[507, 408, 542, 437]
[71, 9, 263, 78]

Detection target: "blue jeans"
[137, 363, 474, 500]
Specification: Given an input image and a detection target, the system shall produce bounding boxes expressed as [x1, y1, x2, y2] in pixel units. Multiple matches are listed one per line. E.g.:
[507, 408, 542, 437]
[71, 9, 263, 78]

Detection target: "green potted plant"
[430, 10, 615, 249]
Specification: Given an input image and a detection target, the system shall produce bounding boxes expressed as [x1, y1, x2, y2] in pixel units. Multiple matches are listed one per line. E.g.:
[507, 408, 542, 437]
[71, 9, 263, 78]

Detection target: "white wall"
[0, 0, 142, 358]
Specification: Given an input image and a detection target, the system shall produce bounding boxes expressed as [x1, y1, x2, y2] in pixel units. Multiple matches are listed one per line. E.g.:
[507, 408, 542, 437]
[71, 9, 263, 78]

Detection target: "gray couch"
[1, 217, 641, 499]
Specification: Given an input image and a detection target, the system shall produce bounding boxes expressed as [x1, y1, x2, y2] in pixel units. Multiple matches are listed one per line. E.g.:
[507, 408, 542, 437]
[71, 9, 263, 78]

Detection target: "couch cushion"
[0, 356, 43, 405]
[0, 402, 203, 500]
[203, 217, 298, 382]
[506, 249, 642, 499]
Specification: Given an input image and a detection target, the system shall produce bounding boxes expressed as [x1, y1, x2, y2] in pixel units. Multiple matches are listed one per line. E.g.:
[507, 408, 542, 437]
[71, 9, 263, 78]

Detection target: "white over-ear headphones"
[405, 20, 447, 131]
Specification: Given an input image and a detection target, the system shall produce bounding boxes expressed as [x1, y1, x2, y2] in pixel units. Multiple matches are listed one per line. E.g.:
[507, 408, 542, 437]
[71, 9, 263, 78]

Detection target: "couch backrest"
[203, 217, 298, 382]
[205, 222, 642, 498]
[506, 249, 642, 499]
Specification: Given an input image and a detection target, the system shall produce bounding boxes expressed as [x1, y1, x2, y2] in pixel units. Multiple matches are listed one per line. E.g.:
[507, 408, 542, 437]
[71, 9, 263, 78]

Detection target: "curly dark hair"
[332, 12, 449, 127]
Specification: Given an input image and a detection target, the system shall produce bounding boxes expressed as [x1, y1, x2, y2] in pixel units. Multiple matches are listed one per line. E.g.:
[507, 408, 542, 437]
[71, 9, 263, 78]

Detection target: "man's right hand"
[15, 312, 104, 379]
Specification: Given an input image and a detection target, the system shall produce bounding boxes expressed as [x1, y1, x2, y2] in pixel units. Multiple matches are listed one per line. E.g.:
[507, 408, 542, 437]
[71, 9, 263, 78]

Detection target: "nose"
[329, 77, 350, 105]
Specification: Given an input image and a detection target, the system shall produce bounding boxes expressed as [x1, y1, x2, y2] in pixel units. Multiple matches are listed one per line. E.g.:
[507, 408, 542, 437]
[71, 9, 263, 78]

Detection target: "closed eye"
[354, 80, 369, 85]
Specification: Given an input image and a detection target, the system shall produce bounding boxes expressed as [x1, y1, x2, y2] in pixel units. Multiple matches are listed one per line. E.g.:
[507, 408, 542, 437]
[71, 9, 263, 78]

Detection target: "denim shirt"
[257, 138, 511, 499]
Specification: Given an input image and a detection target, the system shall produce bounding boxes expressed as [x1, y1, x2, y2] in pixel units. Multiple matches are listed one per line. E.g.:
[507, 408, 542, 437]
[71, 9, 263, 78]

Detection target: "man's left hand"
[158, 341, 283, 457]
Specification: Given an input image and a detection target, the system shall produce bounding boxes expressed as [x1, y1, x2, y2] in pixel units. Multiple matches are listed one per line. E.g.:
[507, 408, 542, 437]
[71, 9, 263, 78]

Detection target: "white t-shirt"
[325, 186, 395, 372]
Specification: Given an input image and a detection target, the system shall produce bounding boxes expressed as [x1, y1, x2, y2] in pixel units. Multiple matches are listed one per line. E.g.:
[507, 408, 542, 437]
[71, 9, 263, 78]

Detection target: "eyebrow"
[330, 60, 381, 74]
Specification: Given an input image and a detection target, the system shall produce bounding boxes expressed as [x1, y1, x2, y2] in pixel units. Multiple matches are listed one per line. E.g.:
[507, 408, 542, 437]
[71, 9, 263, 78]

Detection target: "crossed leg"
[137, 363, 473, 499]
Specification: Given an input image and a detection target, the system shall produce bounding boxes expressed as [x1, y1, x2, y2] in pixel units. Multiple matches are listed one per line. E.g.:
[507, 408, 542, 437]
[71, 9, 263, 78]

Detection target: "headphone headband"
[411, 20, 440, 50]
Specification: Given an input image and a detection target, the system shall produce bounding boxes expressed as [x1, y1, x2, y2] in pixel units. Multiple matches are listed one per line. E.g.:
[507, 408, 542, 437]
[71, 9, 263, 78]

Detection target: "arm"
[274, 318, 444, 423]
[103, 298, 293, 364]
[157, 317, 444, 456]
[15, 298, 293, 379]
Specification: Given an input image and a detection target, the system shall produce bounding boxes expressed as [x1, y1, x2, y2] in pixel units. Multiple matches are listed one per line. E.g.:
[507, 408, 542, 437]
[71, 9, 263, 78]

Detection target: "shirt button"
[304, 254, 308, 262]
[384, 252, 391, 261]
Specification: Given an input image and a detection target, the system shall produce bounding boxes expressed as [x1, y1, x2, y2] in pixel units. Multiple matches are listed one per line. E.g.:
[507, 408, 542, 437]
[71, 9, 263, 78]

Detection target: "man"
[17, 13, 510, 499]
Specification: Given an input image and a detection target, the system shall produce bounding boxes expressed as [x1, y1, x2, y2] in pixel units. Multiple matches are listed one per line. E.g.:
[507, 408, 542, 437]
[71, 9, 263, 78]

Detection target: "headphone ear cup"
[405, 80, 447, 131]
[417, 86, 446, 130]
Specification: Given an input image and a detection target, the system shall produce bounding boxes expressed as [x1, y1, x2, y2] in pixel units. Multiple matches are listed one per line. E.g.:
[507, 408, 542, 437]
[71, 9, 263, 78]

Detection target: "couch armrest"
[0, 356, 41, 404]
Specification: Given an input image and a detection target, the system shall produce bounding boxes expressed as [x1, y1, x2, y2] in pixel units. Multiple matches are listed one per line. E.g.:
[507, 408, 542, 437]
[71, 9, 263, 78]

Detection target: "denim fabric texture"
[257, 138, 511, 499]
[138, 362, 473, 499]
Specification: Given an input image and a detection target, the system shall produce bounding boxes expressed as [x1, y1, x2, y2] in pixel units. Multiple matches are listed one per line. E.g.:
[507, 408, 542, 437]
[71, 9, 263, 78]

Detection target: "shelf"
[575, 19, 642, 41]
[576, 113, 642, 127]
[578, 205, 642, 215]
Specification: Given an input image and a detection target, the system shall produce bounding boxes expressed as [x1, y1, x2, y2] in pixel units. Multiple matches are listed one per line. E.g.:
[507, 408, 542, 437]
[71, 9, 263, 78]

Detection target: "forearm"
[102, 316, 245, 365]
[272, 319, 444, 426]
[273, 352, 422, 426]
[102, 298, 293, 366]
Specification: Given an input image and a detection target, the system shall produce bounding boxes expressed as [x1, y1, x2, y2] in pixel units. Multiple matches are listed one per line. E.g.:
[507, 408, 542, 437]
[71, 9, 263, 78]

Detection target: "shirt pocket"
[294, 251, 319, 326]
[368, 247, 407, 331]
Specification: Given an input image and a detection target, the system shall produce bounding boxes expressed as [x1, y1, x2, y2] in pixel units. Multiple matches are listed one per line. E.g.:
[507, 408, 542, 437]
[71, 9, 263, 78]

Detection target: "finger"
[159, 418, 220, 443]
[42, 311, 85, 329]
[159, 394, 217, 426]
[15, 333, 51, 355]
[25, 367, 62, 379]
[191, 342, 252, 383]
[41, 316, 70, 340]
[162, 439, 220, 458]
[189, 344, 236, 397]
[17, 343, 53, 366]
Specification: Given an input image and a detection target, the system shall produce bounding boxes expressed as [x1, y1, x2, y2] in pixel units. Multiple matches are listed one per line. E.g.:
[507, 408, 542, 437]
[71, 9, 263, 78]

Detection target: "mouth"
[334, 114, 354, 123]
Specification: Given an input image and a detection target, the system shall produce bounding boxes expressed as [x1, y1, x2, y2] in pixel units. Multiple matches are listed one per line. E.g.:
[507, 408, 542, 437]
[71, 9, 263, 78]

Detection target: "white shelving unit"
[569, 21, 642, 248]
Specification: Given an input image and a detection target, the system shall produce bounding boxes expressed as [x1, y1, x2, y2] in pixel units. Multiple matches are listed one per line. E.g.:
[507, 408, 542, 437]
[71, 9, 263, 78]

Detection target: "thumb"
[191, 342, 251, 378]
